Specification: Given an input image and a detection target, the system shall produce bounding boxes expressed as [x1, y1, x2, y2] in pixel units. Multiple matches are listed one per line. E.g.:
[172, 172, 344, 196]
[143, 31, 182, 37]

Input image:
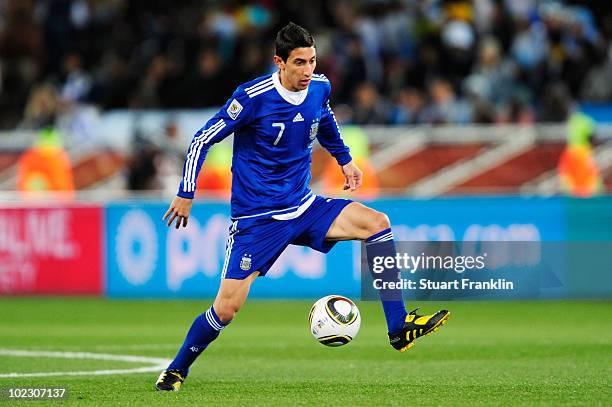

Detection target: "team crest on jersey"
[240, 254, 252, 271]
[227, 98, 243, 120]
[309, 120, 319, 140]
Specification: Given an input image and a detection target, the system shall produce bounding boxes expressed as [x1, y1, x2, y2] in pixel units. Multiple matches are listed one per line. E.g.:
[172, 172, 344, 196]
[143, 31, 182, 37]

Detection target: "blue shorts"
[221, 196, 352, 279]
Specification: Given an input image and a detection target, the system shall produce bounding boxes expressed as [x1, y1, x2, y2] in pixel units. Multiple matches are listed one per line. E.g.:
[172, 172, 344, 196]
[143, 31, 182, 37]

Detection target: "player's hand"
[163, 196, 193, 229]
[341, 160, 363, 191]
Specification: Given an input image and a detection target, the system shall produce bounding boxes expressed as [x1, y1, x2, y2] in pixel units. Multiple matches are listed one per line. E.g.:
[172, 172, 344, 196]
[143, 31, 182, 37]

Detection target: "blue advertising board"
[105, 202, 358, 298]
[105, 196, 592, 299]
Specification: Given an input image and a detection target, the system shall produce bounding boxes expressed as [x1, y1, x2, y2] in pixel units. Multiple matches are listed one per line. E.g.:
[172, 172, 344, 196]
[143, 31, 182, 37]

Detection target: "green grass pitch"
[0, 298, 610, 406]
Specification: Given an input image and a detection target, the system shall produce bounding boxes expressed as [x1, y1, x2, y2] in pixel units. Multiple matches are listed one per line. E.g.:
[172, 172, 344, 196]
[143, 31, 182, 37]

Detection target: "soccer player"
[156, 22, 449, 391]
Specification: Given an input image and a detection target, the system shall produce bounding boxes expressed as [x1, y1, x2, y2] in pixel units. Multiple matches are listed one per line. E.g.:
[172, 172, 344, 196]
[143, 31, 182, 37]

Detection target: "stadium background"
[0, 0, 611, 404]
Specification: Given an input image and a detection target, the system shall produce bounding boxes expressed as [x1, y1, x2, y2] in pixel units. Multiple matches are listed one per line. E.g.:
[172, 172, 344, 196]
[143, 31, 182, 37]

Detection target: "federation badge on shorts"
[240, 254, 252, 271]
[227, 98, 243, 120]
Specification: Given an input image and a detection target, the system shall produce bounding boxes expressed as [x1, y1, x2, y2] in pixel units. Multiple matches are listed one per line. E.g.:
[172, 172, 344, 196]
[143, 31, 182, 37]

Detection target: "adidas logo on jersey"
[293, 112, 304, 122]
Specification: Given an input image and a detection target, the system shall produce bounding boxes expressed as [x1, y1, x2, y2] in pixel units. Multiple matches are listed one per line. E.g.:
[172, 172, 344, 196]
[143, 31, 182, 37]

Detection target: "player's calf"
[155, 306, 228, 391]
[365, 227, 408, 334]
[362, 213, 451, 350]
[155, 273, 256, 391]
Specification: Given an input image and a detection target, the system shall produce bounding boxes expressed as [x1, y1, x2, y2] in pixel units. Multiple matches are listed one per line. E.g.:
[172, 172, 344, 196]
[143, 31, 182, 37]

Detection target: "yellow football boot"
[155, 369, 185, 391]
[389, 308, 450, 352]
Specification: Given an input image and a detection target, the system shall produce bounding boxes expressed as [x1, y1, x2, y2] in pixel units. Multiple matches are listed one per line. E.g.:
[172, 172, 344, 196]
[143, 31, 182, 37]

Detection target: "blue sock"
[366, 228, 408, 333]
[167, 307, 227, 375]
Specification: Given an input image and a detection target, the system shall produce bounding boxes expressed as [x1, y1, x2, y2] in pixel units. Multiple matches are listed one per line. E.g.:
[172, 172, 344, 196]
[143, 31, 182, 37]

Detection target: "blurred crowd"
[1, 0, 611, 130]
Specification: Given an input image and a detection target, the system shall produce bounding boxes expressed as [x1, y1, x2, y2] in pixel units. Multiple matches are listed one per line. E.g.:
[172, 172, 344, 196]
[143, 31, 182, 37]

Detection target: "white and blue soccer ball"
[308, 295, 361, 347]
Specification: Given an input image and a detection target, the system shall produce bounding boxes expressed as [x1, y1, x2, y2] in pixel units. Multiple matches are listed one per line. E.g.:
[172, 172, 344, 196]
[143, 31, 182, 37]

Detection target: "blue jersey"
[178, 72, 352, 219]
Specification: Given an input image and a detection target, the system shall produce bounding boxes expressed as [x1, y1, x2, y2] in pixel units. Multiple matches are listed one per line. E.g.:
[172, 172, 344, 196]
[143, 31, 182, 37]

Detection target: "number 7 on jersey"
[272, 122, 285, 146]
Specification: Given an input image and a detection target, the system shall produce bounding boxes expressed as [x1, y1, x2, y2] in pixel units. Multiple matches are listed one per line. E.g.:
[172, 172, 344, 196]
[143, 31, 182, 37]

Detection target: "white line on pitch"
[89, 344, 178, 351]
[0, 349, 171, 378]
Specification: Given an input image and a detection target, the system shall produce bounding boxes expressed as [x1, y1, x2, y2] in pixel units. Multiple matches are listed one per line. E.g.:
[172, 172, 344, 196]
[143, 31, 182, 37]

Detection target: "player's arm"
[164, 88, 253, 228]
[317, 88, 362, 191]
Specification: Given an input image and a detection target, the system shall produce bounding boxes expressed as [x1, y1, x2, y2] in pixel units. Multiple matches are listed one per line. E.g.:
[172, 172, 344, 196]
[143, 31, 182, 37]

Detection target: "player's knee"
[214, 301, 241, 324]
[368, 211, 391, 235]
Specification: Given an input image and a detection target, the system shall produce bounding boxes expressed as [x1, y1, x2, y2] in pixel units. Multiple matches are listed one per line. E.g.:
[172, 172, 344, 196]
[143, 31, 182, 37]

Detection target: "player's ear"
[273, 55, 285, 71]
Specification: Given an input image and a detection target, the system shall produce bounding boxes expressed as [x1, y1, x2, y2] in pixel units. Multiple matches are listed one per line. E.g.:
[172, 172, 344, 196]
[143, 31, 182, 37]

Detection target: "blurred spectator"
[390, 88, 425, 125]
[130, 54, 168, 109]
[154, 120, 186, 194]
[352, 82, 391, 125]
[580, 46, 612, 102]
[60, 52, 92, 103]
[440, 3, 477, 86]
[539, 82, 571, 122]
[0, 0, 44, 127]
[196, 143, 233, 199]
[463, 38, 513, 109]
[127, 146, 160, 191]
[89, 52, 132, 109]
[558, 112, 601, 197]
[180, 49, 233, 108]
[322, 125, 379, 198]
[126, 125, 162, 191]
[17, 127, 75, 197]
[0, 0, 610, 128]
[333, 33, 368, 103]
[422, 79, 472, 124]
[20, 83, 60, 129]
[234, 40, 268, 85]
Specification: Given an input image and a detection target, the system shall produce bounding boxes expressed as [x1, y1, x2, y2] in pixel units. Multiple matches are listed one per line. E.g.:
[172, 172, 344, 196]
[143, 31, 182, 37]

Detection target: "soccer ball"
[308, 295, 361, 346]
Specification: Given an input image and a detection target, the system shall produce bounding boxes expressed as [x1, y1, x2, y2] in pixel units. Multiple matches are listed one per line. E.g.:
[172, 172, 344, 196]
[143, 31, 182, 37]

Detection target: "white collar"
[272, 71, 308, 105]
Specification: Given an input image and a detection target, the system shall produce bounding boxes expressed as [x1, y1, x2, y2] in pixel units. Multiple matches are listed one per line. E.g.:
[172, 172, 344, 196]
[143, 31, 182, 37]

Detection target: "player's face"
[275, 47, 316, 91]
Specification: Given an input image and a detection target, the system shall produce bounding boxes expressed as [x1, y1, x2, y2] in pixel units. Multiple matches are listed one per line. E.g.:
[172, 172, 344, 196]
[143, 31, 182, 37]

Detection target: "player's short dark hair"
[275, 22, 315, 61]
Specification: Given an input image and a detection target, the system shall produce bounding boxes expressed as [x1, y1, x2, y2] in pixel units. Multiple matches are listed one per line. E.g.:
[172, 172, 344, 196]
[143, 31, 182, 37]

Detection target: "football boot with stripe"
[388, 308, 450, 352]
